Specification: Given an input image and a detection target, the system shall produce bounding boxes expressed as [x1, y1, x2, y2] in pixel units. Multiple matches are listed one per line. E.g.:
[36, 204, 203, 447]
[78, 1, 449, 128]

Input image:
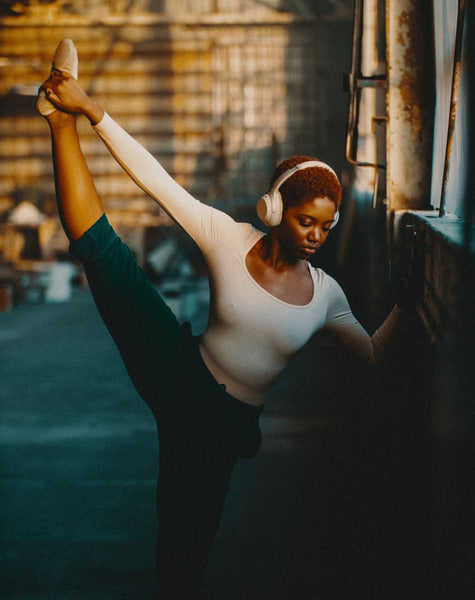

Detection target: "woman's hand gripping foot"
[40, 72, 103, 124]
[36, 38, 78, 117]
[36, 38, 104, 125]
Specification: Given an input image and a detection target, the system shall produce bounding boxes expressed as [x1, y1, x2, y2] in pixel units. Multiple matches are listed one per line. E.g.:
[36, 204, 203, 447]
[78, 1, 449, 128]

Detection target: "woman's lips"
[301, 246, 316, 255]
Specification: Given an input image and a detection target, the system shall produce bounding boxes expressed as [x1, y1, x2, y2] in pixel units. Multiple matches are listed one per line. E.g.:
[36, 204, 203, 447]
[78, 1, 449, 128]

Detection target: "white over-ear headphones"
[257, 160, 340, 228]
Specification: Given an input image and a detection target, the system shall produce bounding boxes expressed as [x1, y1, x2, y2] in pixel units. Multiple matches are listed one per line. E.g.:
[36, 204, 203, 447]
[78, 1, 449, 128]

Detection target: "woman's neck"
[255, 231, 300, 272]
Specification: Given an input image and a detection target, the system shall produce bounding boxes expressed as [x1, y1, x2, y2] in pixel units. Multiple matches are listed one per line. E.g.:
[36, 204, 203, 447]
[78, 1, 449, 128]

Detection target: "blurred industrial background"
[1, 0, 474, 599]
[0, 0, 351, 311]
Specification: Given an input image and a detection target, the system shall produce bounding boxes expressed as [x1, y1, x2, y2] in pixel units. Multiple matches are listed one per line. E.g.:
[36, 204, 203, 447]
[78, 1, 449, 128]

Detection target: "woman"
[37, 40, 410, 599]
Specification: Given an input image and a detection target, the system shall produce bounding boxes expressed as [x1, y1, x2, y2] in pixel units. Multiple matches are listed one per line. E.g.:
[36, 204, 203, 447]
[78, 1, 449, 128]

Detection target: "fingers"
[38, 71, 88, 115]
[41, 71, 71, 89]
[40, 75, 59, 94]
[50, 70, 71, 80]
[45, 88, 61, 106]
[40, 75, 70, 100]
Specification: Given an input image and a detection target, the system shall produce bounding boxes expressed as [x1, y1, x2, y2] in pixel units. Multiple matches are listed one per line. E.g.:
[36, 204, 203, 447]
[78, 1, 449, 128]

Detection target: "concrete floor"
[1, 290, 424, 599]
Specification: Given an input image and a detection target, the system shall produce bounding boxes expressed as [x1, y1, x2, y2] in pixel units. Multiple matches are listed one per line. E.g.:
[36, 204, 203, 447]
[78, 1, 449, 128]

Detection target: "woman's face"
[277, 196, 337, 260]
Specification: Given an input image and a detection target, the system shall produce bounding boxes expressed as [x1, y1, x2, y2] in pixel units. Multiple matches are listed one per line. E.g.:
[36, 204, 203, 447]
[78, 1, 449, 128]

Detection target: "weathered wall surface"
[0, 1, 352, 233]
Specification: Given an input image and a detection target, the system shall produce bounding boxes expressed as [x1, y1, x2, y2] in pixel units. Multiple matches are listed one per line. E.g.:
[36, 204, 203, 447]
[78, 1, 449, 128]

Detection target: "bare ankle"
[46, 110, 76, 128]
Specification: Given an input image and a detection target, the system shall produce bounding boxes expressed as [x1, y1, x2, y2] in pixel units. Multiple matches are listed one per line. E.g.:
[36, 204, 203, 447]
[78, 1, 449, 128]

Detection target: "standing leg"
[154, 387, 240, 600]
[152, 339, 263, 600]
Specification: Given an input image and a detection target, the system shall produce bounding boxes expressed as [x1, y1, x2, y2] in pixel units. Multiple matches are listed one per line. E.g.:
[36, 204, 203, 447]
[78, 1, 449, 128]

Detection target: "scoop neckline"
[242, 232, 316, 308]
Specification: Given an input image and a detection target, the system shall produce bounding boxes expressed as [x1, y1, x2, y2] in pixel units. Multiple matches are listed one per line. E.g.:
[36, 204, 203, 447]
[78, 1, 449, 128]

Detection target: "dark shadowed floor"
[1, 290, 429, 599]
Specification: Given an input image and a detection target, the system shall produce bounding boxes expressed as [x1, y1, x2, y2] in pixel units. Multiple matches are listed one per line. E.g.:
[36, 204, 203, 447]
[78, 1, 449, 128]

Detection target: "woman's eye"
[299, 220, 311, 227]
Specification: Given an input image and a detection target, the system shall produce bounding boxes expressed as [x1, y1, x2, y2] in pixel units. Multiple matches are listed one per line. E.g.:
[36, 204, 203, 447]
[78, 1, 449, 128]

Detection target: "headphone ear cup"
[269, 190, 283, 227]
[257, 194, 272, 226]
[257, 192, 283, 227]
[329, 210, 340, 230]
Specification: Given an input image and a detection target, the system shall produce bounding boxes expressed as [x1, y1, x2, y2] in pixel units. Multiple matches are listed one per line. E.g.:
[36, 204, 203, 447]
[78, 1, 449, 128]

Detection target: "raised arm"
[91, 112, 215, 242]
[323, 276, 409, 366]
[42, 72, 236, 252]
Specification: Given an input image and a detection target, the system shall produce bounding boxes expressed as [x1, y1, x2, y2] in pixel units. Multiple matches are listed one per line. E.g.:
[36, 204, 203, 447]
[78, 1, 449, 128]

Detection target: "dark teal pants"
[70, 214, 263, 599]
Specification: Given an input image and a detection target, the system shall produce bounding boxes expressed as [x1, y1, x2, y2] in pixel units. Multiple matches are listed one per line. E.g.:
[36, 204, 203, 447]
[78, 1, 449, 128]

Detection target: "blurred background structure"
[1, 0, 474, 598]
[0, 0, 352, 314]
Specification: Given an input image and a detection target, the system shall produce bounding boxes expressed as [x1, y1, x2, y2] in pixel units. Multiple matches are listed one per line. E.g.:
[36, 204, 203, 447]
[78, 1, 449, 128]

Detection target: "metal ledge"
[397, 209, 475, 257]
[392, 209, 475, 347]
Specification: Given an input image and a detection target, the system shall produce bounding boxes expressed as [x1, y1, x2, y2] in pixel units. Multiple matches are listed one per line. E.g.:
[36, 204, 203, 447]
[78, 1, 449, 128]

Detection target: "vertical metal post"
[459, 0, 475, 437]
[439, 0, 466, 217]
[386, 0, 435, 210]
[443, 7, 475, 594]
[344, 0, 386, 171]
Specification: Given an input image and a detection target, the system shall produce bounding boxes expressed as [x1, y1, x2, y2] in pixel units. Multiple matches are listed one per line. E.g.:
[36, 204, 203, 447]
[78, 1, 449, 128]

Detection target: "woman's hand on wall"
[395, 241, 425, 313]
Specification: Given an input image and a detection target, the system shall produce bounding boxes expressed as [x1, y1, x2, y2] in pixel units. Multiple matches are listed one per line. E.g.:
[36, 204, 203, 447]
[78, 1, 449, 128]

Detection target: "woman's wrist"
[395, 286, 418, 313]
[396, 299, 414, 314]
[83, 98, 104, 125]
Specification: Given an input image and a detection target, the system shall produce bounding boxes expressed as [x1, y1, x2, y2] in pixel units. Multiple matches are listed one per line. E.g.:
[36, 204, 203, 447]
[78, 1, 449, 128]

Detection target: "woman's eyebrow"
[297, 213, 335, 224]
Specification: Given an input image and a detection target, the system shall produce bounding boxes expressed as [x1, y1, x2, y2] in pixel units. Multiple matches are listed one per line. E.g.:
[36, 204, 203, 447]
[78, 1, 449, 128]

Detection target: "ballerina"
[37, 39, 411, 599]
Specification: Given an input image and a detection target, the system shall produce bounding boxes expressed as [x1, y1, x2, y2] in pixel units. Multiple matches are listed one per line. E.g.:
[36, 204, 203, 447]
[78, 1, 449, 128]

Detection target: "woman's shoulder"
[310, 265, 332, 285]
[220, 218, 264, 246]
[310, 267, 340, 285]
[201, 213, 263, 256]
[309, 267, 346, 301]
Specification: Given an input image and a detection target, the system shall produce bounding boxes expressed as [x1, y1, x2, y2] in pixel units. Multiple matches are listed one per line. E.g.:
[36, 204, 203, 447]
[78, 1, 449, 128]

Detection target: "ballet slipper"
[36, 39, 78, 116]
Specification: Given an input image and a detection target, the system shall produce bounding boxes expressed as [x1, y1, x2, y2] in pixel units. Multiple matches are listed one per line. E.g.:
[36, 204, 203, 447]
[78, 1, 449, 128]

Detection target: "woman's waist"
[198, 333, 282, 407]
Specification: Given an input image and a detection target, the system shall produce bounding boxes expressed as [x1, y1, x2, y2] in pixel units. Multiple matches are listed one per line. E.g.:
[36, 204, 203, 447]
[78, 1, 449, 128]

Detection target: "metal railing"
[343, 0, 386, 171]
[439, 0, 466, 217]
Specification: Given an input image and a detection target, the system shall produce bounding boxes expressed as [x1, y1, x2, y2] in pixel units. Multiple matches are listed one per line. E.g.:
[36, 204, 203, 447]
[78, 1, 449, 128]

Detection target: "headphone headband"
[268, 160, 339, 204]
[257, 159, 340, 228]
[267, 160, 338, 212]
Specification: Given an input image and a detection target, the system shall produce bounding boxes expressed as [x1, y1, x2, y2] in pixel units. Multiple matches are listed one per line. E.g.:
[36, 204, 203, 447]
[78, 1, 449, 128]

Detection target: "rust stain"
[396, 3, 434, 141]
[440, 56, 462, 214]
[391, 184, 412, 208]
[442, 62, 461, 187]
[392, 181, 430, 210]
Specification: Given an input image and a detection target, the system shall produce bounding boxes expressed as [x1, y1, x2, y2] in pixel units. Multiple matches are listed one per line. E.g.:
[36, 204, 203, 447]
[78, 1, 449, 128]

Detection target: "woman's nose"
[308, 228, 321, 242]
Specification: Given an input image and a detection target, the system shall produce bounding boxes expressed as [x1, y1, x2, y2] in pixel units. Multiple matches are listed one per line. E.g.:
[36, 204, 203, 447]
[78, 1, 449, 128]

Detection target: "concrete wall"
[339, 1, 474, 593]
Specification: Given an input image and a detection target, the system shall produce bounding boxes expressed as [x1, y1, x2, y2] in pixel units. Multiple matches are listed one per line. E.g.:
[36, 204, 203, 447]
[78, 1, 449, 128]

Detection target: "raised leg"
[45, 111, 104, 241]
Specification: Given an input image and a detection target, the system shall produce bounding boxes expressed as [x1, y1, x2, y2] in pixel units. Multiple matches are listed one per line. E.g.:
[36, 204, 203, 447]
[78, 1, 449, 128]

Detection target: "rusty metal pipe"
[344, 0, 363, 166]
[344, 0, 386, 170]
[386, 0, 435, 211]
[439, 0, 466, 217]
[463, 1, 474, 250]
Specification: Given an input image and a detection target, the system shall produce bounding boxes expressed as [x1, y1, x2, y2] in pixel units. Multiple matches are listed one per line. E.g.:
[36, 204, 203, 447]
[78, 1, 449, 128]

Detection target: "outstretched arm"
[91, 112, 210, 240]
[42, 72, 236, 252]
[323, 276, 409, 366]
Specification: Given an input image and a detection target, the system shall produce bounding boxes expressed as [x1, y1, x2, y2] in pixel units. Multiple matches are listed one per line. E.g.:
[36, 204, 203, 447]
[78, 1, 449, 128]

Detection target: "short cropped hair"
[270, 155, 342, 209]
